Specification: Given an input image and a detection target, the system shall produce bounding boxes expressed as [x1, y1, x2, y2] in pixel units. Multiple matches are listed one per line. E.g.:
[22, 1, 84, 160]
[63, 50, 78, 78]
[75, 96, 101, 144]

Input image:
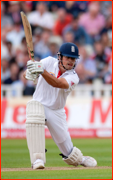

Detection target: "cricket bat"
[20, 11, 37, 84]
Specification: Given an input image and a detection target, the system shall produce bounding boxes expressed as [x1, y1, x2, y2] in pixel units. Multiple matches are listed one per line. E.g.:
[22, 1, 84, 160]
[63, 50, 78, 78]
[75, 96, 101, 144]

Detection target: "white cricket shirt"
[33, 56, 79, 109]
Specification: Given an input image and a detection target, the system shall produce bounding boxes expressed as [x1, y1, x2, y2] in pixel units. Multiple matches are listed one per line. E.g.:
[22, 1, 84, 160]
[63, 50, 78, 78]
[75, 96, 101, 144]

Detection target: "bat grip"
[31, 58, 37, 84]
[29, 56, 38, 85]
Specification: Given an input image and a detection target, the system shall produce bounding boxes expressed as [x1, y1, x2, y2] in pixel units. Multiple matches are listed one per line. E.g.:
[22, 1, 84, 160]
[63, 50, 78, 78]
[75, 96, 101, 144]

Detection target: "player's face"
[62, 56, 76, 70]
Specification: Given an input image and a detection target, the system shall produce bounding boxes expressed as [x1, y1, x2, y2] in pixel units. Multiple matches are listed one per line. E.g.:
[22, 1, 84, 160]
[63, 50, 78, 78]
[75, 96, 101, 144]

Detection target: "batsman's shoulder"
[48, 56, 57, 63]
[41, 56, 57, 64]
[64, 70, 79, 86]
[71, 70, 79, 84]
[41, 56, 57, 69]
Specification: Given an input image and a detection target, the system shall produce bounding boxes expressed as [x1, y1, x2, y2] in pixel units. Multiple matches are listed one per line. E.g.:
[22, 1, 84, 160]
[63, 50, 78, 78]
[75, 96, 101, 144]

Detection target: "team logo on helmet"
[71, 46, 75, 52]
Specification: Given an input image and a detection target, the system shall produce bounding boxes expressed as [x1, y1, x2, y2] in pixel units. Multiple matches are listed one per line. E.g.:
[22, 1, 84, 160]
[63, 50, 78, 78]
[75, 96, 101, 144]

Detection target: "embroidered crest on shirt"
[49, 72, 55, 76]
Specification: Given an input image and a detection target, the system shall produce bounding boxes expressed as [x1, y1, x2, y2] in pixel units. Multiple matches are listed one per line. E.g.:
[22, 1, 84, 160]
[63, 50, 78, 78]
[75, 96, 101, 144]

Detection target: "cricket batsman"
[23, 42, 97, 169]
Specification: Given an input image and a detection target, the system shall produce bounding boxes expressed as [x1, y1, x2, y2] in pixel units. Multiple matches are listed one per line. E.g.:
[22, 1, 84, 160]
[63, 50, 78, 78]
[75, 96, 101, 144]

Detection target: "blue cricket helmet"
[58, 42, 80, 59]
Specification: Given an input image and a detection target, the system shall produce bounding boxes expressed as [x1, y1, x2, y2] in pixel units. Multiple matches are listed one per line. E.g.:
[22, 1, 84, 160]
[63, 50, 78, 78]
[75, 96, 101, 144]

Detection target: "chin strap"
[61, 59, 68, 70]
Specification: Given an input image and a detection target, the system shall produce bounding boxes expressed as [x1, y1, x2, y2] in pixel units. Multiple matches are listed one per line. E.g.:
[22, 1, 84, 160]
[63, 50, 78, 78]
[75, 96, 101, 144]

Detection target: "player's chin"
[67, 66, 73, 70]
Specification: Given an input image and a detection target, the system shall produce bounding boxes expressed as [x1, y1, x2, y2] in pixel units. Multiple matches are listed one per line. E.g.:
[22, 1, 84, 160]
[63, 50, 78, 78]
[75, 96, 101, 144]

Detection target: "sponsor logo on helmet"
[71, 46, 75, 52]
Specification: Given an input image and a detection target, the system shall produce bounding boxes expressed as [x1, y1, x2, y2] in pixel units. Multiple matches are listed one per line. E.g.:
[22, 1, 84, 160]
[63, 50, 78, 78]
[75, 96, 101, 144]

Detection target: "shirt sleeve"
[63, 73, 79, 92]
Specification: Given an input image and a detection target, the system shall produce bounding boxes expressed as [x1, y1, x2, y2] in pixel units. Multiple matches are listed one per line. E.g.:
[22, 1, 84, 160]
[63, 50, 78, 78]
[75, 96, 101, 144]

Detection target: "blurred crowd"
[1, 1, 112, 96]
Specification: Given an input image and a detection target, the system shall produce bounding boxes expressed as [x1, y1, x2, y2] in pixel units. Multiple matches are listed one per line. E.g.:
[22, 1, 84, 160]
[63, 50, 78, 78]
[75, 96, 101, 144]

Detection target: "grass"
[1, 169, 112, 179]
[1, 138, 112, 179]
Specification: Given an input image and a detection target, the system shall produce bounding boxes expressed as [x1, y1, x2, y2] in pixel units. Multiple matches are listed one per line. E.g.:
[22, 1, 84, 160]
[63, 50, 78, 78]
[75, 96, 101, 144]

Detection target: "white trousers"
[44, 106, 73, 156]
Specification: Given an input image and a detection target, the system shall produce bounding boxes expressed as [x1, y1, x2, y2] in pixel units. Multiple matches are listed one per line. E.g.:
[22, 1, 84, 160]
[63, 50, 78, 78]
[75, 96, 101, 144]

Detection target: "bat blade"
[20, 11, 37, 84]
[20, 11, 34, 61]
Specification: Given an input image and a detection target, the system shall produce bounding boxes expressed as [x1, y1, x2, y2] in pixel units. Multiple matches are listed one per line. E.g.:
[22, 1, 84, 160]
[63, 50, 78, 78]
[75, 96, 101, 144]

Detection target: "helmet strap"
[58, 53, 76, 70]
[61, 58, 68, 70]
[58, 54, 68, 70]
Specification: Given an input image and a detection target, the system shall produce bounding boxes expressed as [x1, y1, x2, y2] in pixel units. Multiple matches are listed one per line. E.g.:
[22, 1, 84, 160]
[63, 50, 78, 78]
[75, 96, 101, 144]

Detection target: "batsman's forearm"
[42, 70, 61, 87]
[41, 70, 68, 89]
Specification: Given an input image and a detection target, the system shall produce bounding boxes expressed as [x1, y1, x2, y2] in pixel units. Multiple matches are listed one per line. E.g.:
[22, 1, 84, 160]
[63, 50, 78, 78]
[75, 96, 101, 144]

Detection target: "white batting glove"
[25, 69, 39, 81]
[27, 60, 44, 74]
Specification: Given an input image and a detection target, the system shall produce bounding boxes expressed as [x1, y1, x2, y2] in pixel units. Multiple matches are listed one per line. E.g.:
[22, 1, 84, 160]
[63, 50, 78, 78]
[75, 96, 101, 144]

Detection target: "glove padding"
[27, 60, 44, 74]
[25, 69, 39, 81]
